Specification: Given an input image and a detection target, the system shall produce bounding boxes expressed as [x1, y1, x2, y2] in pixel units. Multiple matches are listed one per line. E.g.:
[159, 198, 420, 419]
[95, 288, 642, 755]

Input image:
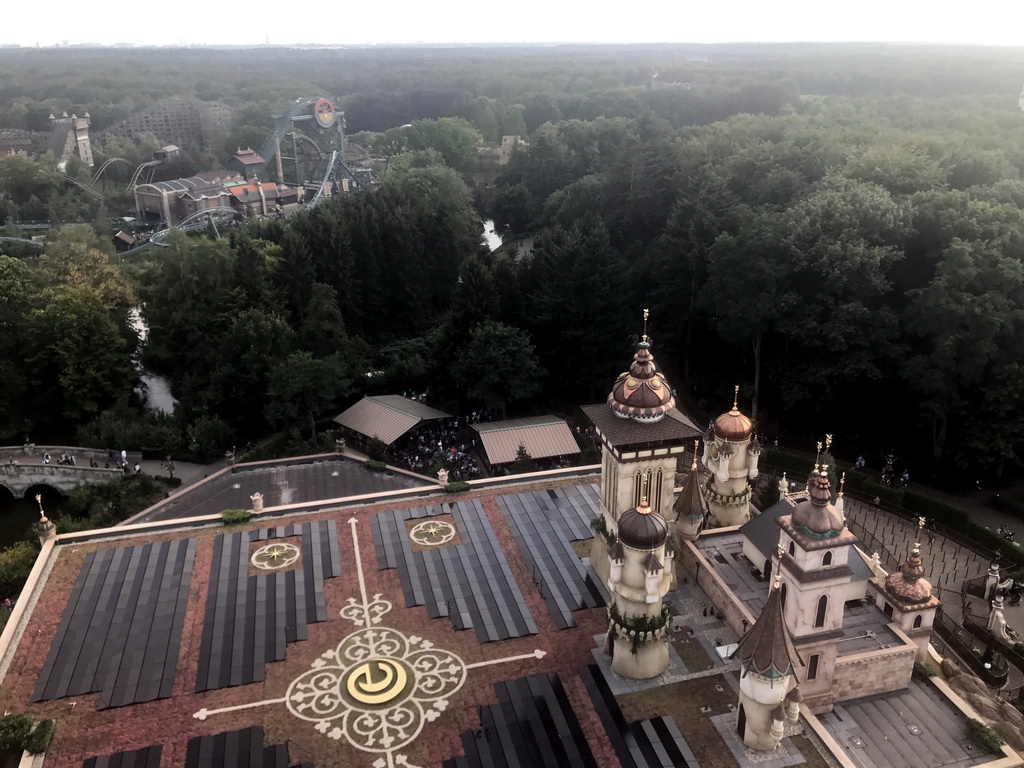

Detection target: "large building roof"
[581, 402, 701, 449]
[471, 415, 580, 465]
[333, 395, 451, 444]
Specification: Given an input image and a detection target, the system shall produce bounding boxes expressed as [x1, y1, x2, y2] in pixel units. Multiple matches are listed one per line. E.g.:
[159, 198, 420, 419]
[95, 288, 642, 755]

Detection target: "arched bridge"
[0, 445, 141, 498]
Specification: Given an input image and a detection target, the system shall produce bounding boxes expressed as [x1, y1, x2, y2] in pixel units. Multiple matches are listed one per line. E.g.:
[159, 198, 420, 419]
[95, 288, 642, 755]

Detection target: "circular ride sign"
[314, 98, 337, 128]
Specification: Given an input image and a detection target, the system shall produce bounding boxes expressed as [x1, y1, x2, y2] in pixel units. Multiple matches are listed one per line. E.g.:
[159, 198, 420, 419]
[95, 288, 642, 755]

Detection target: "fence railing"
[933, 610, 1010, 691]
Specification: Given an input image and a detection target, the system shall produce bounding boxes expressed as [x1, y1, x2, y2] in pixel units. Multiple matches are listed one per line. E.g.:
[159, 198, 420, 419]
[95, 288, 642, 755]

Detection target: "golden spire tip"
[642, 308, 649, 343]
[733, 384, 739, 409]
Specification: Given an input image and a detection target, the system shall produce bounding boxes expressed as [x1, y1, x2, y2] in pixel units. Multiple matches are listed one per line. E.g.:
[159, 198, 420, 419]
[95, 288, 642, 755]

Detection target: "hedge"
[0, 714, 33, 753]
[444, 481, 471, 493]
[24, 719, 55, 755]
[365, 460, 387, 472]
[966, 718, 1005, 754]
[221, 509, 252, 524]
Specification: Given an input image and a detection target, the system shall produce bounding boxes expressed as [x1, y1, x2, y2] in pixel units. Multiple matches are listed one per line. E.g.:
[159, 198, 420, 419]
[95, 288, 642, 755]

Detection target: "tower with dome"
[701, 387, 761, 527]
[582, 310, 702, 679]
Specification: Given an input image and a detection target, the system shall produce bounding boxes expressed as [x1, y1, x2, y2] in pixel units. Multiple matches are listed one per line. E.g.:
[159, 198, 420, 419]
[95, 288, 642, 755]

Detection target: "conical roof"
[674, 450, 708, 522]
[607, 338, 675, 423]
[733, 579, 801, 679]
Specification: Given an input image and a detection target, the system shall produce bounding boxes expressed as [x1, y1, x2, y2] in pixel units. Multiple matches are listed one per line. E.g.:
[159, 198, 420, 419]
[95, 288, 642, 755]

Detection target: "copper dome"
[884, 546, 934, 605]
[617, 498, 668, 550]
[791, 472, 845, 538]
[713, 406, 753, 441]
[607, 340, 675, 423]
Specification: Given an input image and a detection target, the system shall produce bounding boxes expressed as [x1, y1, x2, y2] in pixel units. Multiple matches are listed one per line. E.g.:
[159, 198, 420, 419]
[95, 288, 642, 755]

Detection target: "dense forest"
[1, 44, 1023, 484]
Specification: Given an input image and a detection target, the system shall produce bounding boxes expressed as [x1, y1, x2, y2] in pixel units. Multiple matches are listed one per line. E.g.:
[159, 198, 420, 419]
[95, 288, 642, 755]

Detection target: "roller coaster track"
[128, 160, 161, 190]
[59, 174, 105, 201]
[307, 152, 339, 209]
[259, 98, 318, 166]
[91, 157, 133, 186]
[0, 237, 44, 250]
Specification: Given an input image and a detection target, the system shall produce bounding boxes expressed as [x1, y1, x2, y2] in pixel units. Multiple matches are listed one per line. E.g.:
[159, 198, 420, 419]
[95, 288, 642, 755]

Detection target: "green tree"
[265, 352, 351, 443]
[0, 541, 39, 599]
[451, 321, 543, 418]
[29, 286, 136, 422]
[510, 443, 536, 474]
[405, 117, 482, 173]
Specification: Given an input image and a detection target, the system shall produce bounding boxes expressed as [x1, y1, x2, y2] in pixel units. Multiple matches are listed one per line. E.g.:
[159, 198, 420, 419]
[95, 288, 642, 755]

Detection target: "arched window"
[815, 595, 828, 628]
[634, 471, 643, 507]
[822, 551, 833, 567]
[788, 541, 796, 557]
[913, 614, 923, 629]
[780, 582, 788, 609]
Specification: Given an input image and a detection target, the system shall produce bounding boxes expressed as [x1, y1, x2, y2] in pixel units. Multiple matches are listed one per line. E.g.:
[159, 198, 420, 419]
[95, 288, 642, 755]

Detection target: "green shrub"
[365, 460, 387, 472]
[23, 719, 55, 755]
[221, 509, 251, 524]
[966, 718, 1004, 754]
[444, 481, 471, 493]
[366, 436, 388, 462]
[0, 713, 33, 753]
[912, 660, 932, 680]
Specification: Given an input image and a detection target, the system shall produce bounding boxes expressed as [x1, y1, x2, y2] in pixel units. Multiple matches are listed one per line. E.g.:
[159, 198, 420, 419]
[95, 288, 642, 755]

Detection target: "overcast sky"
[3, 0, 1023, 47]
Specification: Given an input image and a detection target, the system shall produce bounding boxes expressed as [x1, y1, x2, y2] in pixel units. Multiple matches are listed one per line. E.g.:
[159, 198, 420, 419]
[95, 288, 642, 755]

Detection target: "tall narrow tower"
[733, 566, 802, 750]
[606, 496, 673, 679]
[775, 453, 858, 712]
[702, 387, 760, 527]
[583, 311, 701, 585]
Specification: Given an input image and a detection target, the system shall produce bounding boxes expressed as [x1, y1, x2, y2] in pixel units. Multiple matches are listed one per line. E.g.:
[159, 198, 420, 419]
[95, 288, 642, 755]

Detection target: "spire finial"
[838, 472, 846, 498]
[733, 384, 739, 410]
[774, 571, 783, 589]
[35, 493, 48, 522]
[825, 433, 833, 454]
[776, 543, 786, 561]
[692, 439, 699, 471]
[814, 441, 823, 472]
[642, 307, 649, 343]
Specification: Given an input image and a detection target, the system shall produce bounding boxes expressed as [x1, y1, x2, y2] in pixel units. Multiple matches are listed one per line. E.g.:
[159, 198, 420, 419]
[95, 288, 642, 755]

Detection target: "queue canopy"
[333, 395, 451, 445]
[472, 416, 580, 465]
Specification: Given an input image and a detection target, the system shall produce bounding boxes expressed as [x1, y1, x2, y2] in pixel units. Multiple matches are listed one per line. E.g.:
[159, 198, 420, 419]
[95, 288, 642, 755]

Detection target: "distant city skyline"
[3, 1, 1024, 48]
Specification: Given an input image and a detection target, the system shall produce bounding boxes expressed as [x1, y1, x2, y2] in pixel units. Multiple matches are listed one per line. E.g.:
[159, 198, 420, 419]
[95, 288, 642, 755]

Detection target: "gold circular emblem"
[710, 443, 720, 460]
[650, 379, 661, 389]
[345, 659, 409, 705]
[626, 378, 638, 388]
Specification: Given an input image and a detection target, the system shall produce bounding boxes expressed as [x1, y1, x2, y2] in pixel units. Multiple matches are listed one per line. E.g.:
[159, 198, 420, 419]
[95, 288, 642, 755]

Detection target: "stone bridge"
[0, 445, 141, 498]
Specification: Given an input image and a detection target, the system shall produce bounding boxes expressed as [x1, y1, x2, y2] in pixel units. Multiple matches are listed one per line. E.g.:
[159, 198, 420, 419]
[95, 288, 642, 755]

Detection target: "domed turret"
[714, 406, 753, 441]
[607, 340, 675, 423]
[791, 469, 845, 539]
[617, 497, 668, 550]
[884, 544, 934, 605]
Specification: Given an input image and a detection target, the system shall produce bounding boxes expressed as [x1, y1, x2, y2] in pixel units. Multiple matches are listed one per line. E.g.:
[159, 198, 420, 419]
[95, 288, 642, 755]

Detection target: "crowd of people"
[388, 419, 483, 481]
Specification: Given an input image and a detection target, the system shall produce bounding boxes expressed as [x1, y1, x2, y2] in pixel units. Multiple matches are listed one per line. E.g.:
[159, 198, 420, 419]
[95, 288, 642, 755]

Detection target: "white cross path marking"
[464, 649, 546, 669]
[193, 697, 287, 720]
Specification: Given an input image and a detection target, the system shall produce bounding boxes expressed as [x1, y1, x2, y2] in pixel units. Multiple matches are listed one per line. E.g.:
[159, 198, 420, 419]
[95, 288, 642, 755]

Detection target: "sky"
[3, 0, 1024, 47]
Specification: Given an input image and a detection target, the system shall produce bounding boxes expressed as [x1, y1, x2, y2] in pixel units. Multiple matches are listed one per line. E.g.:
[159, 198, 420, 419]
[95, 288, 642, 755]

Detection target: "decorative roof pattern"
[607, 337, 675, 423]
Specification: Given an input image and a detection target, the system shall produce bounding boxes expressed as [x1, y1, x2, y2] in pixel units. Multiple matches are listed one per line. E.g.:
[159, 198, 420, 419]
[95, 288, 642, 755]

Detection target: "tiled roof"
[581, 403, 701, 449]
[333, 395, 450, 444]
[733, 580, 802, 679]
[472, 416, 580, 465]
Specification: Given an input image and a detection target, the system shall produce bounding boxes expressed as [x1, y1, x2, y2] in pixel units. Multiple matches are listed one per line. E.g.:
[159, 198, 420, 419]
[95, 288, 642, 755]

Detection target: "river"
[129, 308, 178, 414]
[482, 219, 502, 252]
